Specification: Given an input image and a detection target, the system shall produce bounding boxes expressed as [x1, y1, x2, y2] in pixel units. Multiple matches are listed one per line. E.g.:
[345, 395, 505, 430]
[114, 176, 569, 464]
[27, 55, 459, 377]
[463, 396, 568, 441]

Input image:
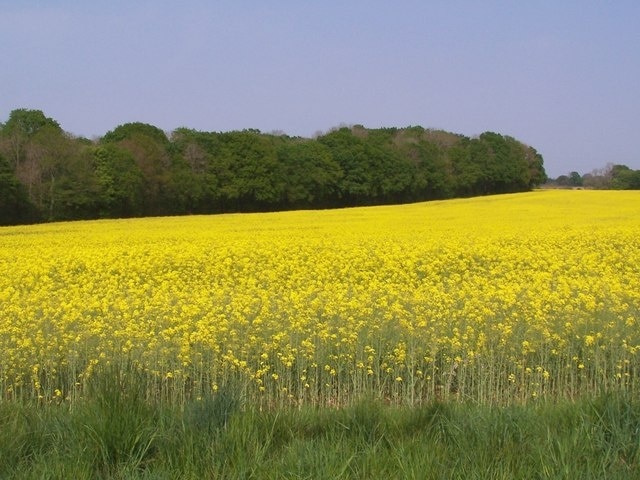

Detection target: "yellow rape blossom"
[0, 190, 639, 405]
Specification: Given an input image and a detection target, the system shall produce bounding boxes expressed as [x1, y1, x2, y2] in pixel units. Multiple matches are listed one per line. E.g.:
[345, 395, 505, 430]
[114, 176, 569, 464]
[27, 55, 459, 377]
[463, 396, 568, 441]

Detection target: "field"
[1, 190, 640, 477]
[2, 189, 639, 406]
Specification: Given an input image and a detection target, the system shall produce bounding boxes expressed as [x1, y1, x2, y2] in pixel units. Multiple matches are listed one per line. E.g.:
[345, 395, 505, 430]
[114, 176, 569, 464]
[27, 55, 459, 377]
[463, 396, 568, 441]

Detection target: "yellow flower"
[1, 190, 638, 405]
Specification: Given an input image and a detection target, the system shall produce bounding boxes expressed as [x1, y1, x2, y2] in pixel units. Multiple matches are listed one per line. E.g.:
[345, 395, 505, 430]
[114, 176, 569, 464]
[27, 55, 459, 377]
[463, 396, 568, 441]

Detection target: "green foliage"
[213, 130, 286, 210]
[0, 153, 36, 225]
[1, 109, 550, 224]
[102, 122, 169, 145]
[277, 140, 342, 207]
[611, 164, 640, 189]
[1, 393, 638, 478]
[77, 370, 162, 477]
[169, 128, 221, 213]
[394, 129, 455, 200]
[93, 145, 145, 217]
[526, 146, 547, 186]
[317, 127, 415, 205]
[1, 108, 61, 141]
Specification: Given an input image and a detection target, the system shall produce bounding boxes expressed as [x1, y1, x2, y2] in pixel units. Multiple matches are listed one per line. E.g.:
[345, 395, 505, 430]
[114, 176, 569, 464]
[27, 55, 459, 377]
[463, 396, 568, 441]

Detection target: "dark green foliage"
[277, 139, 342, 207]
[1, 109, 549, 225]
[213, 130, 286, 210]
[102, 122, 169, 145]
[47, 148, 102, 221]
[396, 129, 456, 200]
[103, 128, 174, 215]
[0, 153, 37, 224]
[93, 144, 145, 217]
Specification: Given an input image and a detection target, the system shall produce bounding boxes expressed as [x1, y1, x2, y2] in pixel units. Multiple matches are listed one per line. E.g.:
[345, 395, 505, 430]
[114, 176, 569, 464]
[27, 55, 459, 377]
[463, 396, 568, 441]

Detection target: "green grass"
[1, 376, 639, 479]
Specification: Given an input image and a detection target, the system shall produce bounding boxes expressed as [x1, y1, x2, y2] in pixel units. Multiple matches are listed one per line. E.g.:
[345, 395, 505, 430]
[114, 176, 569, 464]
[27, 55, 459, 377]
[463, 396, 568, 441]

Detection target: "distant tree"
[317, 127, 413, 205]
[171, 128, 210, 175]
[277, 140, 342, 207]
[0, 109, 69, 214]
[212, 130, 285, 211]
[31, 128, 83, 219]
[0, 152, 36, 224]
[611, 164, 640, 190]
[0, 109, 107, 221]
[476, 133, 544, 193]
[450, 137, 483, 196]
[101, 123, 173, 215]
[0, 109, 61, 170]
[524, 146, 547, 187]
[102, 122, 169, 145]
[393, 128, 456, 199]
[582, 164, 613, 189]
[317, 128, 362, 202]
[0, 110, 549, 224]
[49, 146, 101, 220]
[568, 171, 583, 187]
[361, 128, 414, 203]
[93, 144, 144, 217]
[628, 170, 640, 189]
[169, 128, 220, 213]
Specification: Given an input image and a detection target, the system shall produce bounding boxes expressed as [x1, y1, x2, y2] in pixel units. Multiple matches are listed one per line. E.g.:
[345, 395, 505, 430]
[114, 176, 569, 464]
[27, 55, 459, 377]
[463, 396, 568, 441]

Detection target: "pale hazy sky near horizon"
[1, 1, 638, 177]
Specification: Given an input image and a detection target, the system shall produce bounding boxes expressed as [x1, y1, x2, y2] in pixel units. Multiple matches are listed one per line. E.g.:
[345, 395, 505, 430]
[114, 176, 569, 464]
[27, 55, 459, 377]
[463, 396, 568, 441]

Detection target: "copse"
[0, 108, 547, 225]
[549, 164, 640, 190]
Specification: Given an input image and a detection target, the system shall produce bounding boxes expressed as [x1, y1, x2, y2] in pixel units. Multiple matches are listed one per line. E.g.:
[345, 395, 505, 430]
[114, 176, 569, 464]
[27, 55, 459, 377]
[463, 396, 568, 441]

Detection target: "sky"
[1, 1, 638, 178]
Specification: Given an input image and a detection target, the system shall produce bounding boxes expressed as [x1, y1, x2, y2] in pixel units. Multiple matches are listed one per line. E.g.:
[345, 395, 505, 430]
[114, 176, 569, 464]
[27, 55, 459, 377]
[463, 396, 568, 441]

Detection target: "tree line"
[0, 109, 547, 226]
[547, 164, 640, 190]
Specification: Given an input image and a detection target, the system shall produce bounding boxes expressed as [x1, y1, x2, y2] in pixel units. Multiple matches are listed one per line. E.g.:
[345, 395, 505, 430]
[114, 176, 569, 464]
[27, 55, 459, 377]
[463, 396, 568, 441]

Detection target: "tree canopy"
[0, 109, 548, 225]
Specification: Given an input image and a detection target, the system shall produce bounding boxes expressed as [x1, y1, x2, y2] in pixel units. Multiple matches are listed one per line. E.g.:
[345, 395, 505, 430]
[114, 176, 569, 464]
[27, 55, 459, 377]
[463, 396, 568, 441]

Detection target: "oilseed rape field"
[1, 190, 639, 407]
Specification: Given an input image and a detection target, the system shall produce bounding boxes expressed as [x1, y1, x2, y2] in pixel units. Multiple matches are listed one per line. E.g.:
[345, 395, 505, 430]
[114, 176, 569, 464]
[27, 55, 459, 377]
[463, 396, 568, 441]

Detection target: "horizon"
[2, 1, 638, 178]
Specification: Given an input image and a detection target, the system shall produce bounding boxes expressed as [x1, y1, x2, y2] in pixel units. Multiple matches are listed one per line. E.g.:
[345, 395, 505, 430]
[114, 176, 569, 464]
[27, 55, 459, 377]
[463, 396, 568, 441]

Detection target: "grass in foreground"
[1, 377, 638, 479]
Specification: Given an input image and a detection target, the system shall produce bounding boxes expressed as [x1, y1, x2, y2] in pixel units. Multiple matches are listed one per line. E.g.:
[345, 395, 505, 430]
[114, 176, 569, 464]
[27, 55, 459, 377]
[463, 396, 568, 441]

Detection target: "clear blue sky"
[2, 1, 638, 177]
